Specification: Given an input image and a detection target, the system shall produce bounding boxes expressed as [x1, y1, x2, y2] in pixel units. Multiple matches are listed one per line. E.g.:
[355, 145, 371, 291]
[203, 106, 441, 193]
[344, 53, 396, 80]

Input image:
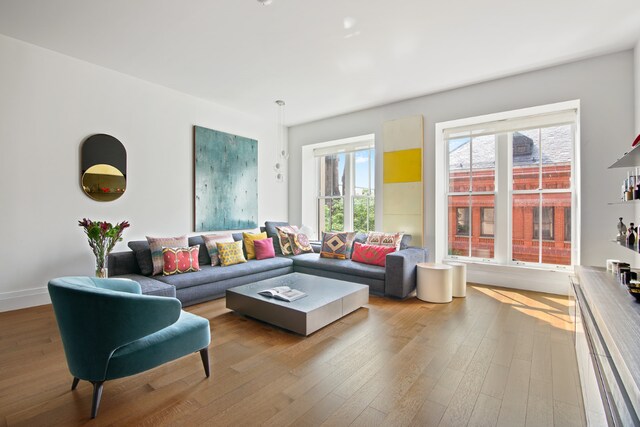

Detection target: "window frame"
[480, 207, 495, 237]
[435, 100, 580, 272]
[316, 148, 375, 235]
[533, 206, 555, 241]
[456, 207, 470, 236]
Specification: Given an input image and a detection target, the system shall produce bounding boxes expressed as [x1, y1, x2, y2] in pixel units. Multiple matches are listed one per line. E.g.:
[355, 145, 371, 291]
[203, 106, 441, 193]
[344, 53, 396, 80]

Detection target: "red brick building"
[447, 129, 572, 265]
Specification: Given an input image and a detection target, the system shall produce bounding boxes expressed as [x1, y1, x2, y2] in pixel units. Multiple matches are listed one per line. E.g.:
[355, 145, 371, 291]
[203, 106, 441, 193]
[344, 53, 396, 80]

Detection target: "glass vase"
[95, 253, 108, 278]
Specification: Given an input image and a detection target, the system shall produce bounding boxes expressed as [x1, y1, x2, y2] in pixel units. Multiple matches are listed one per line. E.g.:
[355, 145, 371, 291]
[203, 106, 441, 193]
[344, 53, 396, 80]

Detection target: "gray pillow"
[127, 240, 153, 276]
[188, 235, 211, 266]
[264, 221, 290, 255]
[400, 234, 412, 250]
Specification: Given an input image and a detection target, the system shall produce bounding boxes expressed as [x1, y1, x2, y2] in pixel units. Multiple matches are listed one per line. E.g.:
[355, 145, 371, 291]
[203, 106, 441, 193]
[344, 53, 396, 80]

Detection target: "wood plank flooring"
[0, 284, 585, 426]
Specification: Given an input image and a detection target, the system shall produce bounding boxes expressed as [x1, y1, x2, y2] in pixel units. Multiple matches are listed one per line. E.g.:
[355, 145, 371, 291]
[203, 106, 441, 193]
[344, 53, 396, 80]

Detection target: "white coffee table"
[226, 273, 369, 335]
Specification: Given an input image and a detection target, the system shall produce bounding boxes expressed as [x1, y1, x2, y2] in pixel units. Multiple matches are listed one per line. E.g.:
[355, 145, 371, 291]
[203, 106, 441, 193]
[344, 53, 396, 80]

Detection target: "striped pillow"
[146, 235, 188, 275]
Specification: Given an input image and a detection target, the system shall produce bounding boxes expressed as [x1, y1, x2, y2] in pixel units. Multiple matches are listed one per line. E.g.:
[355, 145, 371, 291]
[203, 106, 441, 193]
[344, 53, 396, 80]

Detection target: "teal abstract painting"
[194, 126, 258, 231]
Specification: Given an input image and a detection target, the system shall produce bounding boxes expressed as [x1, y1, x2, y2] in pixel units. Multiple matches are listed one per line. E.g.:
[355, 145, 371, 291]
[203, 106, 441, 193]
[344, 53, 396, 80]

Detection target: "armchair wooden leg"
[71, 377, 80, 390]
[90, 381, 104, 419]
[200, 348, 210, 378]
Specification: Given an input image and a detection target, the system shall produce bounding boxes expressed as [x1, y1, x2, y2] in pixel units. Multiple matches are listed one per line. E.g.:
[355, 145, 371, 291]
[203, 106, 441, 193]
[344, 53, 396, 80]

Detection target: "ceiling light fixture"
[257, 0, 273, 5]
[274, 100, 288, 183]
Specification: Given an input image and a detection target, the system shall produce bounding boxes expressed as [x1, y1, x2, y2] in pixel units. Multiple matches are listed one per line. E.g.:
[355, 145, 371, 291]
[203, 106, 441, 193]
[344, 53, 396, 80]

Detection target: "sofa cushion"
[254, 238, 276, 260]
[290, 253, 385, 280]
[320, 231, 356, 260]
[112, 274, 176, 298]
[155, 257, 294, 289]
[276, 225, 299, 255]
[287, 232, 313, 255]
[351, 242, 396, 267]
[188, 235, 211, 266]
[217, 241, 247, 266]
[147, 235, 188, 275]
[366, 232, 404, 250]
[243, 231, 268, 260]
[264, 221, 291, 255]
[162, 246, 200, 275]
[400, 234, 412, 250]
[202, 234, 234, 266]
[127, 240, 153, 276]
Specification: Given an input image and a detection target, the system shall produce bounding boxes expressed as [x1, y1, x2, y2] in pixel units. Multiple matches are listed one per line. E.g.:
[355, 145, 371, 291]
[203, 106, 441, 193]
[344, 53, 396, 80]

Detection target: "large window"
[317, 147, 375, 234]
[438, 102, 578, 268]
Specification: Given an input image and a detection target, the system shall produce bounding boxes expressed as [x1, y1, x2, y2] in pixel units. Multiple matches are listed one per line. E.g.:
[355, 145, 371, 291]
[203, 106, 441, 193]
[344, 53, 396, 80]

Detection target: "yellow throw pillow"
[216, 240, 247, 266]
[243, 231, 268, 260]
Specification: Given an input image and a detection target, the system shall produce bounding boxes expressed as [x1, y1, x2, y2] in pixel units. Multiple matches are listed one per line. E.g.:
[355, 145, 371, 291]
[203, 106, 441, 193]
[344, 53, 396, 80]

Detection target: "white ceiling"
[1, 0, 640, 125]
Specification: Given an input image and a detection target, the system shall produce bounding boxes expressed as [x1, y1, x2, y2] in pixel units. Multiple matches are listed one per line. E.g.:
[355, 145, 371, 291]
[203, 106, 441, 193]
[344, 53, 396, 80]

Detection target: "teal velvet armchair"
[48, 277, 211, 418]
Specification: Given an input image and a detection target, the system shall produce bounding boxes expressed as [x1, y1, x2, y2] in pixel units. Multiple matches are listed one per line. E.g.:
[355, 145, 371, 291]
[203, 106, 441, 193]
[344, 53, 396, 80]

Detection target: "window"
[317, 146, 375, 234]
[481, 207, 494, 237]
[564, 207, 571, 242]
[533, 207, 554, 240]
[456, 208, 469, 235]
[437, 101, 578, 269]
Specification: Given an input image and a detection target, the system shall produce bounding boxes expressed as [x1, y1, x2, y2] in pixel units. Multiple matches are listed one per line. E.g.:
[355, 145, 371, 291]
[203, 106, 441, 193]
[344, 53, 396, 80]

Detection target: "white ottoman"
[416, 263, 452, 303]
[445, 261, 467, 298]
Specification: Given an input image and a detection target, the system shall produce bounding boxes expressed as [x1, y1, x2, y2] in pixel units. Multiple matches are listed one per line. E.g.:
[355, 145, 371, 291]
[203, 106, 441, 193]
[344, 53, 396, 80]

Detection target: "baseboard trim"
[0, 287, 51, 312]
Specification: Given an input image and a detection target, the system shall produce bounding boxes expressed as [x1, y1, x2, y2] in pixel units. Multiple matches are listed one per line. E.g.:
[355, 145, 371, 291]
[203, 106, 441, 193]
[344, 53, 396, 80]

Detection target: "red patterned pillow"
[162, 246, 200, 275]
[351, 242, 396, 267]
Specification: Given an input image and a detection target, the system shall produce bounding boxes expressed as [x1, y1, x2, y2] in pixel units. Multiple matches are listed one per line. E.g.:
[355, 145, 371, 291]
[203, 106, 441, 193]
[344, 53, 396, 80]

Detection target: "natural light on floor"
[472, 285, 573, 331]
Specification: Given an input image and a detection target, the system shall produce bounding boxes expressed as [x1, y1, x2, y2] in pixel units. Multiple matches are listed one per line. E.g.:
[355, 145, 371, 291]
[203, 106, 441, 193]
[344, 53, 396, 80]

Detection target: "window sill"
[444, 257, 574, 274]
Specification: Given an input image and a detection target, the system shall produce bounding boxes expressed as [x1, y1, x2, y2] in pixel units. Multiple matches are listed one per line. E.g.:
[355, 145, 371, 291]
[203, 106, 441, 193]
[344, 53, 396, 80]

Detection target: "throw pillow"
[243, 231, 268, 260]
[127, 240, 153, 276]
[146, 235, 188, 275]
[320, 231, 356, 260]
[366, 232, 404, 250]
[287, 232, 314, 255]
[162, 246, 200, 275]
[254, 237, 276, 260]
[202, 234, 234, 266]
[275, 225, 299, 255]
[216, 240, 247, 266]
[265, 221, 291, 255]
[351, 242, 396, 267]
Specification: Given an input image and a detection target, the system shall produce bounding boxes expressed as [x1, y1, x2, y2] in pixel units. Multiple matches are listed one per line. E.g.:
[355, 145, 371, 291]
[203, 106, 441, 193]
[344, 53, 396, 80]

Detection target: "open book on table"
[258, 286, 307, 302]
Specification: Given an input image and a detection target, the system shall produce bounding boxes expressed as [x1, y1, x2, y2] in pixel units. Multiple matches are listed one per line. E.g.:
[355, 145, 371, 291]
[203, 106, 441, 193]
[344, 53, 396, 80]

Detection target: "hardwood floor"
[0, 284, 585, 426]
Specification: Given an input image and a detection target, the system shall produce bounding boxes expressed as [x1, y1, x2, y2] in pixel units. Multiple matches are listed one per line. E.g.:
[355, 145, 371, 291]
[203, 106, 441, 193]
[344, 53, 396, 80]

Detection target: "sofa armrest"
[385, 247, 428, 299]
[108, 251, 141, 276]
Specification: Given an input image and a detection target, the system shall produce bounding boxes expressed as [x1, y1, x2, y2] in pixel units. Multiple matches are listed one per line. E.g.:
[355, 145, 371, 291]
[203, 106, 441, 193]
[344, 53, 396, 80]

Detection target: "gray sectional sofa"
[108, 222, 428, 306]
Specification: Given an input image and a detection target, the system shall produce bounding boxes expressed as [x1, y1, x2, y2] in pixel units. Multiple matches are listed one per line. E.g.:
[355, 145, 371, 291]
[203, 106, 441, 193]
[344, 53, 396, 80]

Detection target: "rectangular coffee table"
[226, 273, 369, 335]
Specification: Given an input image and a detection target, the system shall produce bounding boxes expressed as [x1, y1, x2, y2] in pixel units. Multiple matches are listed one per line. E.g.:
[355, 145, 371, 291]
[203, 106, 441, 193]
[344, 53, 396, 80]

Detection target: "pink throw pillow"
[351, 242, 396, 267]
[254, 237, 276, 260]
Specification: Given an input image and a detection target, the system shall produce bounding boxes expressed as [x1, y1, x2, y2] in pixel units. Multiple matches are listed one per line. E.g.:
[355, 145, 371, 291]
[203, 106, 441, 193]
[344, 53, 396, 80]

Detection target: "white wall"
[636, 39, 640, 134]
[289, 50, 636, 293]
[0, 35, 288, 311]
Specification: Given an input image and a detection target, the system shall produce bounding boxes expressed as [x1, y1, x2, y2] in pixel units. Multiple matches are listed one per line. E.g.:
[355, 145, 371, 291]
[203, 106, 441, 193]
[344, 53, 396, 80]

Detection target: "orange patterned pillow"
[275, 225, 299, 255]
[287, 232, 314, 255]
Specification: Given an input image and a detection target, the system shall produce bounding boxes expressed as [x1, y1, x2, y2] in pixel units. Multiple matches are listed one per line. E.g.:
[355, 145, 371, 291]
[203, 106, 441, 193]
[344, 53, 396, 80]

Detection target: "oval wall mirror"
[80, 134, 127, 202]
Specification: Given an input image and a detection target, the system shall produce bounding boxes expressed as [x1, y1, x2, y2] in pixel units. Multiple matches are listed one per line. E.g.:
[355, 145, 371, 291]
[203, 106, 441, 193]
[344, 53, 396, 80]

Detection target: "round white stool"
[445, 261, 467, 298]
[416, 263, 452, 303]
